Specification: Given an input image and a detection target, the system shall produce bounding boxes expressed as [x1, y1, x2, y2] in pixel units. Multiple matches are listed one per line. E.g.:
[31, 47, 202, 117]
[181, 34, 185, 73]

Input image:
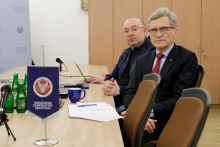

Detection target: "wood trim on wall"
[89, 0, 114, 72]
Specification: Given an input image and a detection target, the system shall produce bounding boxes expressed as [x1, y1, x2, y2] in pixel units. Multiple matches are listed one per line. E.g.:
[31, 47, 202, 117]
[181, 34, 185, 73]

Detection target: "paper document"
[77, 102, 111, 110]
[68, 102, 122, 122]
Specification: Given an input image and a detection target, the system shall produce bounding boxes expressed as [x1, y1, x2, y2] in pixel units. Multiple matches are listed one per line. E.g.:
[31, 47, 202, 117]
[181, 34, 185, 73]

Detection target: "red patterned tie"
[152, 54, 164, 73]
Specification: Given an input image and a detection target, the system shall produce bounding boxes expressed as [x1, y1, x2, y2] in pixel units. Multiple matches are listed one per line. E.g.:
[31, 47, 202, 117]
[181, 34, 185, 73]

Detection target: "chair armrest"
[142, 140, 157, 147]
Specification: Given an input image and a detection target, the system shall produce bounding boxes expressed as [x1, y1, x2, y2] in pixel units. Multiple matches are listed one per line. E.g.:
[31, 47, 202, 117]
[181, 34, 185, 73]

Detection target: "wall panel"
[89, 0, 114, 72]
[172, 0, 201, 59]
[201, 0, 220, 104]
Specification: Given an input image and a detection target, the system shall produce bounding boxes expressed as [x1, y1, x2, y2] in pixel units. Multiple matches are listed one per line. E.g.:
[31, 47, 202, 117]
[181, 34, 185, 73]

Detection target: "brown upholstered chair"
[122, 73, 161, 147]
[144, 64, 205, 147]
[143, 88, 211, 147]
[195, 64, 205, 87]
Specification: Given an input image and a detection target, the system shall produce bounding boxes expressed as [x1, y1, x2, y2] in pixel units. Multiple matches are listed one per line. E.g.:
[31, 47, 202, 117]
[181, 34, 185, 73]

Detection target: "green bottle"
[12, 73, 18, 108]
[5, 83, 14, 113]
[23, 73, 27, 96]
[16, 83, 27, 113]
[17, 74, 19, 84]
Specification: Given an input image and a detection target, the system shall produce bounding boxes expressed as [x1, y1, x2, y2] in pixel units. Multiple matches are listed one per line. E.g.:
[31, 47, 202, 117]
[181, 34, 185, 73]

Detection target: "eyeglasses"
[124, 27, 144, 34]
[149, 27, 175, 35]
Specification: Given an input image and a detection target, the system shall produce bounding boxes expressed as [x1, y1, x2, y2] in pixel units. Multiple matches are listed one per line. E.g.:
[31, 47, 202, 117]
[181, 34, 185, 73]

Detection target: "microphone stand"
[62, 63, 69, 72]
[0, 86, 16, 141]
[60, 63, 68, 72]
[59, 63, 62, 72]
[0, 111, 16, 141]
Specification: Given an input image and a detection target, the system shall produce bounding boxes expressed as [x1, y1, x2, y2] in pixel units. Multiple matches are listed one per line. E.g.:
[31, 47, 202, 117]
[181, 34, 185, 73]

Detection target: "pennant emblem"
[33, 77, 53, 97]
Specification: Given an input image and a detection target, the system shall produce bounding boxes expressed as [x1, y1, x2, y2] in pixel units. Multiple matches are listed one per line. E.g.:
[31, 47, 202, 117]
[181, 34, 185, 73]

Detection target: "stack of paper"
[68, 102, 122, 122]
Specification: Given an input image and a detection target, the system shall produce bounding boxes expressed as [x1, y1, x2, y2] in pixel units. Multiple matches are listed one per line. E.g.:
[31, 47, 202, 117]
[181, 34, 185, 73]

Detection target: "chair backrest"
[122, 73, 161, 147]
[157, 88, 211, 147]
[195, 64, 205, 87]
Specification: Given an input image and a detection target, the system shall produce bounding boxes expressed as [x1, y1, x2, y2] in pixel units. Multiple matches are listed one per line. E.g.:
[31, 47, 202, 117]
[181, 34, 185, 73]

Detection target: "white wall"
[29, 0, 88, 66]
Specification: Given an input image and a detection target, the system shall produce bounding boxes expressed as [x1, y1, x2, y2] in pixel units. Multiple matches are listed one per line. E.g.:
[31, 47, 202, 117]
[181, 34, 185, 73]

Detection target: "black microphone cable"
[55, 58, 83, 78]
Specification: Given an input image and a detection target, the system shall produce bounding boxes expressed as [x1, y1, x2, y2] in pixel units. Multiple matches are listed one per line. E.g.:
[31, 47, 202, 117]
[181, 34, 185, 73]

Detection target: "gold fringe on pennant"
[25, 110, 61, 124]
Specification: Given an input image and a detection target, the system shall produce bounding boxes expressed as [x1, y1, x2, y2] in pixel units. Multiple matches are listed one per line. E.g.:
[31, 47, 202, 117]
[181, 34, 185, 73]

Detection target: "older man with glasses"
[88, 18, 155, 112]
[122, 8, 199, 144]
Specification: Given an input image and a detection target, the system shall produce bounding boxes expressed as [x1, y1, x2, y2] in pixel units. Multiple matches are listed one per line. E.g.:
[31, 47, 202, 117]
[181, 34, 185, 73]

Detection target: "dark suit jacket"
[123, 43, 199, 128]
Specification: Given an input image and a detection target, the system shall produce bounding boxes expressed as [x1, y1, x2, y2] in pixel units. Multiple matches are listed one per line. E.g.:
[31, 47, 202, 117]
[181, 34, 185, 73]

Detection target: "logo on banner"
[33, 77, 53, 97]
[16, 26, 24, 34]
[14, 7, 25, 13]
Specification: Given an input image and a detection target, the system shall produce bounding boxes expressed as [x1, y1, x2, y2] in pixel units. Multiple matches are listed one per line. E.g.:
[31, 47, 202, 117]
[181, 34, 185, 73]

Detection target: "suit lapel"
[144, 50, 156, 74]
[160, 44, 179, 81]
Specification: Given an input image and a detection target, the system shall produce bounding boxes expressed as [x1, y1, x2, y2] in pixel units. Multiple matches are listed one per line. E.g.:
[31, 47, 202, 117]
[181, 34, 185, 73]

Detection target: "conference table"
[0, 65, 124, 147]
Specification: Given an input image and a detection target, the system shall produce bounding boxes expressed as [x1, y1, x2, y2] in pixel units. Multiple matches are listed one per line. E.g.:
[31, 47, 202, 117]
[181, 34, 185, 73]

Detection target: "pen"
[77, 104, 97, 107]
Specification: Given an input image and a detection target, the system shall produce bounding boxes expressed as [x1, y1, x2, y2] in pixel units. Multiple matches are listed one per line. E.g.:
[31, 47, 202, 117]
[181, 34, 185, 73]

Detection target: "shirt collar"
[156, 43, 174, 57]
[132, 36, 148, 51]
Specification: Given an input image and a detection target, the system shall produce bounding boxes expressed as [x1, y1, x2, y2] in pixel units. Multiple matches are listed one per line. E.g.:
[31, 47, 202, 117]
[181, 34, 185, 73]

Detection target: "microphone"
[56, 58, 69, 72]
[56, 58, 63, 64]
[56, 58, 63, 71]
[0, 85, 11, 112]
[0, 85, 11, 125]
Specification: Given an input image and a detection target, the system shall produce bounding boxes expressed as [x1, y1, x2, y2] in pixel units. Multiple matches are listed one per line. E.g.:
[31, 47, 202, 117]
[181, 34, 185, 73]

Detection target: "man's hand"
[121, 111, 126, 120]
[101, 73, 110, 77]
[102, 78, 119, 96]
[88, 75, 105, 84]
[144, 118, 158, 134]
[102, 78, 115, 95]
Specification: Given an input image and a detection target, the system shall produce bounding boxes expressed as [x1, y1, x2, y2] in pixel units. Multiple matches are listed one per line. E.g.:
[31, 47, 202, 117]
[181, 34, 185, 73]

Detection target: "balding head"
[123, 18, 146, 29]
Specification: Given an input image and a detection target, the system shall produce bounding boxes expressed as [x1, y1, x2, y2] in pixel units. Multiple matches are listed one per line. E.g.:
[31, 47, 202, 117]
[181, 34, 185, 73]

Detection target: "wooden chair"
[143, 88, 211, 147]
[195, 64, 205, 87]
[122, 73, 161, 147]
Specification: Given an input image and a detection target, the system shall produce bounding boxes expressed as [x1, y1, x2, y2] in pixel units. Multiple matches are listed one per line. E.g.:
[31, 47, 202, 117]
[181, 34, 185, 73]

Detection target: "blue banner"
[0, 0, 31, 74]
[26, 66, 60, 122]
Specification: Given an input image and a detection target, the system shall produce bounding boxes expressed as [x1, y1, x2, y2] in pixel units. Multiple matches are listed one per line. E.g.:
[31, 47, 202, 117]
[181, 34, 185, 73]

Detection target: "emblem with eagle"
[33, 77, 53, 97]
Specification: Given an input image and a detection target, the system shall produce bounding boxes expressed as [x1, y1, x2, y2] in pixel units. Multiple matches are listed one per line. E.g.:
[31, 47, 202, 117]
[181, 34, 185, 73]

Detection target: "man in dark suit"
[122, 7, 199, 144]
[88, 18, 155, 112]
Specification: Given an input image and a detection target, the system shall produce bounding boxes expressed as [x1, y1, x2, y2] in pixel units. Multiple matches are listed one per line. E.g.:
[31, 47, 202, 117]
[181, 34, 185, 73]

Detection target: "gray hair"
[148, 7, 177, 29]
